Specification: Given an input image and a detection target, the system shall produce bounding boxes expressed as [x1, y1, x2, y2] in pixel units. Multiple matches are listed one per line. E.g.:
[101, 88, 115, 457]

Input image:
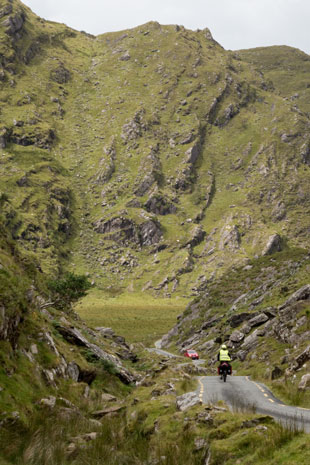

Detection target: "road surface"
[150, 346, 310, 431]
[198, 375, 310, 432]
[147, 347, 182, 358]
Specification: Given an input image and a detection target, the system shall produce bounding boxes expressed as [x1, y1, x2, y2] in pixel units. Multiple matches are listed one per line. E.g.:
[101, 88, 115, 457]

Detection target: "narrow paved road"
[147, 347, 182, 358]
[198, 376, 310, 432]
[150, 346, 310, 432]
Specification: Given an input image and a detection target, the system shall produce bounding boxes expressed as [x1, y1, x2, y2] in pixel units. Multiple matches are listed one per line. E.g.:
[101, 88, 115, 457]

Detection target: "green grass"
[75, 290, 188, 345]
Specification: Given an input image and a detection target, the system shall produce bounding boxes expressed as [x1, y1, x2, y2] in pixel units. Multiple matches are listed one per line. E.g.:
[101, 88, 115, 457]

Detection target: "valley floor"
[75, 290, 188, 345]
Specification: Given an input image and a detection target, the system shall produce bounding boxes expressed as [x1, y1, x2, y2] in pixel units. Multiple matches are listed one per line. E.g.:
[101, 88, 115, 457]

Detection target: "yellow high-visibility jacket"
[219, 349, 231, 361]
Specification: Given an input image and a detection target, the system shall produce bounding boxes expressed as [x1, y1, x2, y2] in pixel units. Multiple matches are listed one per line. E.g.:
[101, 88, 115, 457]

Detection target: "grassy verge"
[75, 290, 188, 345]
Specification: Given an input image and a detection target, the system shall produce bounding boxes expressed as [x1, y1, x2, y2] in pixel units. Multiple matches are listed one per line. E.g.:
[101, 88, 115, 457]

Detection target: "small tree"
[48, 272, 91, 310]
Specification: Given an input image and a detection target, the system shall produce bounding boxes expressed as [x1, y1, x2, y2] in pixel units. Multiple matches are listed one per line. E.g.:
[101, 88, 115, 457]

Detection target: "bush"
[48, 272, 91, 309]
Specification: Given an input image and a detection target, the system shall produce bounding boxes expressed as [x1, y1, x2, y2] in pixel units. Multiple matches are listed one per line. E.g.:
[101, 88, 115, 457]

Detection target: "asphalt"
[149, 347, 310, 432]
[197, 375, 310, 432]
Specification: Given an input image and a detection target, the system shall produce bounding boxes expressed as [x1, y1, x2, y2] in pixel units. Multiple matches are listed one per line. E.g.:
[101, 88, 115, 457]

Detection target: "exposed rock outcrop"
[10, 127, 55, 149]
[57, 325, 136, 384]
[134, 146, 162, 196]
[176, 392, 201, 411]
[291, 345, 310, 371]
[121, 109, 147, 144]
[96, 139, 116, 184]
[93, 216, 162, 246]
[298, 374, 310, 390]
[219, 224, 240, 250]
[262, 234, 282, 256]
[3, 12, 25, 37]
[144, 194, 177, 215]
[50, 65, 71, 84]
[186, 226, 206, 248]
[279, 284, 310, 310]
[229, 312, 251, 328]
[175, 143, 201, 190]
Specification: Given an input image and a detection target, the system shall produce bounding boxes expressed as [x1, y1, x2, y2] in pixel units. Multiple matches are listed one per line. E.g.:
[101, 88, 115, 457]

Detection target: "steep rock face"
[93, 216, 162, 247]
[1, 1, 310, 297]
[3, 11, 25, 37]
[144, 194, 177, 215]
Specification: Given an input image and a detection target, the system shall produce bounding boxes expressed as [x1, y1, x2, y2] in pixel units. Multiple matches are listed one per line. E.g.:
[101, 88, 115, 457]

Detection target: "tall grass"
[258, 421, 301, 460]
[0, 408, 205, 465]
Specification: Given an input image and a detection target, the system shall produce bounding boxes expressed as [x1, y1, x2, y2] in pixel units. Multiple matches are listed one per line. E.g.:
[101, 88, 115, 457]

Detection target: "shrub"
[48, 272, 91, 309]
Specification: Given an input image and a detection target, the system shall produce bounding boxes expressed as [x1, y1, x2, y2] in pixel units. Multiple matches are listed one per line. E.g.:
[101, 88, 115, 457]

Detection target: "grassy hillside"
[161, 247, 310, 409]
[1, 0, 310, 310]
[238, 45, 310, 113]
[2, 2, 310, 463]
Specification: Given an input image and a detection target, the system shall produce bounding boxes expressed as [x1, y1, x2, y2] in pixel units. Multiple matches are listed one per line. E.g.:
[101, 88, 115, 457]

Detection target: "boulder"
[121, 110, 146, 143]
[262, 234, 282, 256]
[70, 432, 98, 444]
[298, 374, 310, 390]
[94, 216, 139, 244]
[229, 330, 245, 343]
[135, 173, 156, 196]
[248, 313, 269, 328]
[215, 103, 240, 127]
[272, 201, 286, 222]
[176, 392, 202, 411]
[242, 330, 259, 350]
[229, 312, 251, 328]
[279, 285, 310, 310]
[228, 293, 249, 312]
[292, 345, 310, 371]
[281, 133, 298, 143]
[67, 362, 80, 382]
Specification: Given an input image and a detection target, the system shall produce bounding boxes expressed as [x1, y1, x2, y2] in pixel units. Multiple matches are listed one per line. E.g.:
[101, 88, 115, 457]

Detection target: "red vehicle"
[184, 349, 199, 360]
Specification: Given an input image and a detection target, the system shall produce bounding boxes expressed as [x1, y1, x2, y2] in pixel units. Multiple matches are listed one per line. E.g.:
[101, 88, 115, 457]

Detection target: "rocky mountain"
[161, 249, 310, 381]
[2, 1, 310, 463]
[1, 0, 310, 299]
